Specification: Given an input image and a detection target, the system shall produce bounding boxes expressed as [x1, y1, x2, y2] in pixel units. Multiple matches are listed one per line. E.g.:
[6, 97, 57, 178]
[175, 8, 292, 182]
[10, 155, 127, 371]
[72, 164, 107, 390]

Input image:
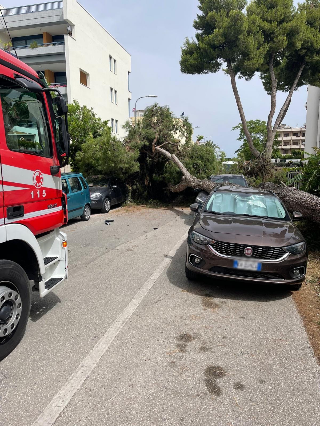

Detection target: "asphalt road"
[1, 206, 320, 426]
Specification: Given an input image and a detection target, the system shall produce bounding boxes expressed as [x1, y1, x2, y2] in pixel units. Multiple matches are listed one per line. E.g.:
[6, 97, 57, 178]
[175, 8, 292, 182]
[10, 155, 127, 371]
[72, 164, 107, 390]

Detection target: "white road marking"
[32, 232, 188, 426]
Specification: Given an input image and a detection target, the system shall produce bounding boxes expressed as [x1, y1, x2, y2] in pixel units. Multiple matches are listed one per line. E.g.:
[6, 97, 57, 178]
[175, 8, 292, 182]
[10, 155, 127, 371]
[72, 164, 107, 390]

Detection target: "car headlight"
[90, 192, 102, 200]
[190, 231, 213, 245]
[283, 242, 306, 255]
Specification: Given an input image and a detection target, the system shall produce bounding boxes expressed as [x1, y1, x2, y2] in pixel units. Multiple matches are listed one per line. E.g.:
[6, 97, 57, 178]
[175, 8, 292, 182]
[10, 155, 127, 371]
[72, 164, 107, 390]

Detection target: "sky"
[2, 0, 307, 157]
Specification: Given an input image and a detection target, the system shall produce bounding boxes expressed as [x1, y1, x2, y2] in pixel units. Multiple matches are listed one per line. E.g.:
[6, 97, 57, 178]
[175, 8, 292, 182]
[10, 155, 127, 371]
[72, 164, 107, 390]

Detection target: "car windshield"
[205, 192, 288, 220]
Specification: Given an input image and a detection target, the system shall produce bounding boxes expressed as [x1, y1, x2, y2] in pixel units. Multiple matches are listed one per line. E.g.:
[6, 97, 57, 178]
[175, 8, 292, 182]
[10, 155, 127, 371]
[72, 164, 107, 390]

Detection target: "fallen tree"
[156, 147, 320, 224]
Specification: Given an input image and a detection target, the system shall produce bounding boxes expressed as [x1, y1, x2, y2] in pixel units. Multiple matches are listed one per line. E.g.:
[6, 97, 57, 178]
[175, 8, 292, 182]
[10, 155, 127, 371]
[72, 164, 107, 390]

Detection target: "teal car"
[61, 173, 91, 221]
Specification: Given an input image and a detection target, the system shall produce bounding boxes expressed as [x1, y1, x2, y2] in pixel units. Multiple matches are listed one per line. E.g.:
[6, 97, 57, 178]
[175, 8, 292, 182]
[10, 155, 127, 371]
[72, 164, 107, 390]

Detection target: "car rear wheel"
[101, 197, 111, 213]
[0, 260, 31, 361]
[185, 265, 199, 281]
[81, 204, 91, 221]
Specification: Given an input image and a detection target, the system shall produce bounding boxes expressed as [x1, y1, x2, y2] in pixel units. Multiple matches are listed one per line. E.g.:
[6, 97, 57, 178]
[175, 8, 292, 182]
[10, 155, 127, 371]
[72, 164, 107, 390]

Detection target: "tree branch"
[155, 146, 216, 193]
[272, 63, 305, 136]
[228, 63, 261, 159]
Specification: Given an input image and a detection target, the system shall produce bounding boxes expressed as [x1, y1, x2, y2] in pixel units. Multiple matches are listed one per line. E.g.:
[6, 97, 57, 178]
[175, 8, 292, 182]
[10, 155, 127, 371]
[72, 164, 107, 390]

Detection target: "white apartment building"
[0, 0, 131, 138]
[276, 124, 306, 155]
[305, 85, 320, 155]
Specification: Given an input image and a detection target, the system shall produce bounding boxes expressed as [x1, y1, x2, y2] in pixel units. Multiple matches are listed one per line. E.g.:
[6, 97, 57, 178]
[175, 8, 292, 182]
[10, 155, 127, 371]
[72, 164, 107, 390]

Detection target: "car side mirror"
[190, 203, 199, 212]
[292, 211, 303, 221]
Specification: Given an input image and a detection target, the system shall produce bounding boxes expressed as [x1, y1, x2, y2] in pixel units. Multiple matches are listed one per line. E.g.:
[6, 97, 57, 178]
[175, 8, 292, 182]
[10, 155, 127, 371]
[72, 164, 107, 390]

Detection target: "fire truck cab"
[0, 50, 69, 361]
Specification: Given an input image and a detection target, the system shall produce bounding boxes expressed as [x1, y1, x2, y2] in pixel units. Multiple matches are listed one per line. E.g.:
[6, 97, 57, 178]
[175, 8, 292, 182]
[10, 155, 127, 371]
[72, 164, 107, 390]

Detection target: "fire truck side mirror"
[57, 117, 70, 159]
[53, 96, 68, 115]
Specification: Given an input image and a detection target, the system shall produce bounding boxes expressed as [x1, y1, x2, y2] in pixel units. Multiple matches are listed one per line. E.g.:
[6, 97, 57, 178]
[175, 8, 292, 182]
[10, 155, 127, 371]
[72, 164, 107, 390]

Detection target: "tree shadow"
[166, 242, 292, 303]
[166, 206, 195, 226]
[29, 291, 61, 323]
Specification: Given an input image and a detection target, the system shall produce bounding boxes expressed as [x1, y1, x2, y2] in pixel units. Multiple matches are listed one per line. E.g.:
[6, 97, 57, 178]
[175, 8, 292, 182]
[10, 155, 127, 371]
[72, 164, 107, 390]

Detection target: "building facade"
[0, 0, 131, 138]
[276, 124, 306, 156]
[305, 85, 320, 155]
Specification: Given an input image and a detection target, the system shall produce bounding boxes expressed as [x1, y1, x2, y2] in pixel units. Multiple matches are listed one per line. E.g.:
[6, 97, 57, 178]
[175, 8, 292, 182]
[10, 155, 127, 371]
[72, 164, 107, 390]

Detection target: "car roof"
[214, 185, 271, 195]
[211, 174, 245, 178]
[61, 172, 84, 178]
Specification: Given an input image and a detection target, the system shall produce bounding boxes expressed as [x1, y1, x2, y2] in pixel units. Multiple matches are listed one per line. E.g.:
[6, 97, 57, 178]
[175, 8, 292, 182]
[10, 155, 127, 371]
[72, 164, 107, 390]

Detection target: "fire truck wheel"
[101, 197, 111, 213]
[0, 260, 31, 362]
[81, 204, 91, 221]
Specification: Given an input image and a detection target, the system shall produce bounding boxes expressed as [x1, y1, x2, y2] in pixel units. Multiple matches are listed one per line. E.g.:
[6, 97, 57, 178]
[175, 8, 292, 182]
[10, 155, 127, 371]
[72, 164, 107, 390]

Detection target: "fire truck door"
[0, 86, 63, 235]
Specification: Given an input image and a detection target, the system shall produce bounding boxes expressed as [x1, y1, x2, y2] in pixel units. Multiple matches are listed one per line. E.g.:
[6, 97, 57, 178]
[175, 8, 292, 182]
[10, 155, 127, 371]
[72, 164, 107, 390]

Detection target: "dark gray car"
[187, 186, 307, 290]
[88, 177, 127, 213]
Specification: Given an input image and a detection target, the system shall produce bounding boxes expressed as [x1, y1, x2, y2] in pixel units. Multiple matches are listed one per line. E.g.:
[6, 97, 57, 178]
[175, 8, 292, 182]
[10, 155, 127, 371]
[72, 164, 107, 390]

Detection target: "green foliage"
[67, 100, 108, 170]
[233, 120, 280, 160]
[29, 41, 39, 49]
[76, 129, 139, 180]
[301, 148, 320, 196]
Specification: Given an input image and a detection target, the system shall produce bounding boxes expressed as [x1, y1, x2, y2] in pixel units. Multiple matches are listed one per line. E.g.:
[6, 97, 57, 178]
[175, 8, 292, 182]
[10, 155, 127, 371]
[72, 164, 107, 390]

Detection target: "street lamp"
[134, 95, 157, 124]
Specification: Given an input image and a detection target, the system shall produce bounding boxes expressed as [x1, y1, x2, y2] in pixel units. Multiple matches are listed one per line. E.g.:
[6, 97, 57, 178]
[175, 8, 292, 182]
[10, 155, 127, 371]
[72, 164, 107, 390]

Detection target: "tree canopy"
[68, 100, 108, 170]
[180, 0, 320, 170]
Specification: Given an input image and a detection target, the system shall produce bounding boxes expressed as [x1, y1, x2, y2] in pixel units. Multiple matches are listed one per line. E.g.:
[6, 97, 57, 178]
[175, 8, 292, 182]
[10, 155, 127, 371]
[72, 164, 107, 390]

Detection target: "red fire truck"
[0, 50, 69, 361]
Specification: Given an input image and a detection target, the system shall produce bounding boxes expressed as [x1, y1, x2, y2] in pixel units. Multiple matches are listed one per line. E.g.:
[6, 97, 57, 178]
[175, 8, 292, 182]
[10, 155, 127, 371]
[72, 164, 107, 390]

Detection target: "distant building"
[0, 0, 131, 138]
[305, 85, 320, 155]
[276, 124, 306, 156]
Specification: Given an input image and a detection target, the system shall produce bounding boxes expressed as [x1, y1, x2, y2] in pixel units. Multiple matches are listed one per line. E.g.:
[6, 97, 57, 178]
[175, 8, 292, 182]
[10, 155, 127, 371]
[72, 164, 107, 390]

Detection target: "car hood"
[89, 186, 108, 193]
[194, 213, 304, 247]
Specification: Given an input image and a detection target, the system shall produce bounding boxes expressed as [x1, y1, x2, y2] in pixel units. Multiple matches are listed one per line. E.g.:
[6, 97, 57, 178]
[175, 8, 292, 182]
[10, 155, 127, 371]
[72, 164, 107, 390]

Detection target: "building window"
[115, 120, 118, 134]
[128, 99, 131, 117]
[80, 70, 89, 87]
[114, 90, 117, 105]
[114, 59, 117, 74]
[128, 71, 130, 91]
[110, 87, 114, 103]
[293, 132, 299, 137]
[109, 55, 113, 72]
[284, 133, 289, 137]
[302, 133, 305, 137]
[111, 118, 114, 133]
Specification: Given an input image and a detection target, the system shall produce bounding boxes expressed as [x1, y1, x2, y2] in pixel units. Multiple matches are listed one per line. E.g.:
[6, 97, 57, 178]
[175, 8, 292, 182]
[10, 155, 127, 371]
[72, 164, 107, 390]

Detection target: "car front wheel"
[101, 198, 111, 213]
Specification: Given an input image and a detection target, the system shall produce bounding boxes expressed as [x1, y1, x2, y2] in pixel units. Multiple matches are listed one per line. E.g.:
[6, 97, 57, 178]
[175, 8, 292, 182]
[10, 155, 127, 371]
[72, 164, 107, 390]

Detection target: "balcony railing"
[1, 1, 63, 17]
[14, 41, 64, 50]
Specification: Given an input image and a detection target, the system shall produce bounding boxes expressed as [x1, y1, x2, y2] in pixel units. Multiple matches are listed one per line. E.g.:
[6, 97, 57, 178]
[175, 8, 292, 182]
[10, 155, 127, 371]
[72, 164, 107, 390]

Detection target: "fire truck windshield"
[0, 84, 52, 157]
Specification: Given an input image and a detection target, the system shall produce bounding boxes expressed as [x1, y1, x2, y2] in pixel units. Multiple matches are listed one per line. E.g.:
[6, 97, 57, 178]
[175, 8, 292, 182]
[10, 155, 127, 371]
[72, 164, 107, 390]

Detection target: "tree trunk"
[227, 64, 261, 159]
[155, 146, 320, 224]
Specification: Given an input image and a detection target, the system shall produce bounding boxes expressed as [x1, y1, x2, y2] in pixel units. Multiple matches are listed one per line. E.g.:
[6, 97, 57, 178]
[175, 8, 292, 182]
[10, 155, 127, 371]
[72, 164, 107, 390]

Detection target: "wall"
[63, 0, 131, 139]
[305, 85, 320, 155]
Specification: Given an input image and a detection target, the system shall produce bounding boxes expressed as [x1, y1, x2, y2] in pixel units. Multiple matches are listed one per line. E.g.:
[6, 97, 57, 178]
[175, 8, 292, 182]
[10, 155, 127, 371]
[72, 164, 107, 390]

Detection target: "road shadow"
[166, 242, 292, 303]
[30, 291, 61, 322]
[166, 206, 194, 227]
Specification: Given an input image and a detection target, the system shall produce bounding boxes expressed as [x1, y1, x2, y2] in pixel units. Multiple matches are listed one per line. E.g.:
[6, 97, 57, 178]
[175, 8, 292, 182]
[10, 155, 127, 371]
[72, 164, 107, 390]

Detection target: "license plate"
[233, 260, 262, 271]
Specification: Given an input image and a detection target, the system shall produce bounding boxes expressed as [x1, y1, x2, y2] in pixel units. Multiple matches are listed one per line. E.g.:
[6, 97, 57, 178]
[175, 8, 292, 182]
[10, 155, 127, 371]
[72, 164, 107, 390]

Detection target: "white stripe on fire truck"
[2, 164, 61, 190]
[2, 185, 27, 191]
[5, 206, 62, 224]
[0, 218, 4, 225]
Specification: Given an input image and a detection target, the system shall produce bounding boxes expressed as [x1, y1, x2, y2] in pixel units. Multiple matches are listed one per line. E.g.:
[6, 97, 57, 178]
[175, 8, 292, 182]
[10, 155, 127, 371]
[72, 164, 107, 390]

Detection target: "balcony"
[0, 2, 66, 31]
[14, 42, 65, 67]
[16, 41, 65, 57]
